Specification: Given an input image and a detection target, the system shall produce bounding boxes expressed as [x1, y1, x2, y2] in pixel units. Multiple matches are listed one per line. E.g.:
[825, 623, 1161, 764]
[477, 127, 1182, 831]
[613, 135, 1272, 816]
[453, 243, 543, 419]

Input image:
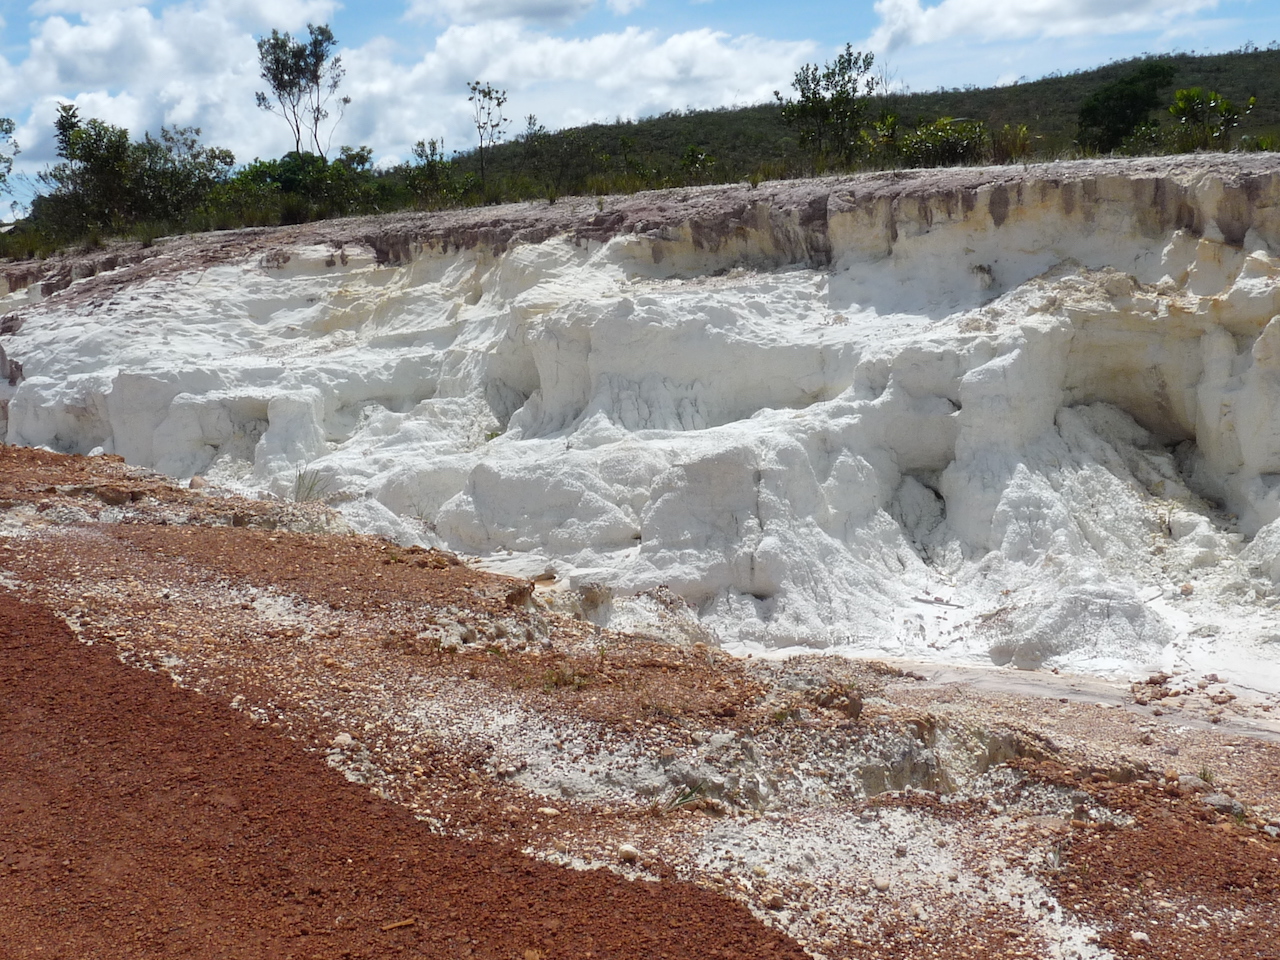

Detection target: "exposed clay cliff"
[4, 154, 1280, 683]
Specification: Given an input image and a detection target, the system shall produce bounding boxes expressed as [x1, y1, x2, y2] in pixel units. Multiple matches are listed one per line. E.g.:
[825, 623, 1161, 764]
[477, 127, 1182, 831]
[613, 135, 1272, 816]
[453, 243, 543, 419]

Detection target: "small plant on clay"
[542, 660, 590, 692]
[291, 466, 333, 502]
[658, 780, 707, 815]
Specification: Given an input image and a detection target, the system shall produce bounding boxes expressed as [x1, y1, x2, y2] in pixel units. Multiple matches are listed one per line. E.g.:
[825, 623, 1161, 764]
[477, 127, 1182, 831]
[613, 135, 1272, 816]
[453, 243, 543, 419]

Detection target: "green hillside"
[460, 45, 1280, 185]
[6, 45, 1278, 258]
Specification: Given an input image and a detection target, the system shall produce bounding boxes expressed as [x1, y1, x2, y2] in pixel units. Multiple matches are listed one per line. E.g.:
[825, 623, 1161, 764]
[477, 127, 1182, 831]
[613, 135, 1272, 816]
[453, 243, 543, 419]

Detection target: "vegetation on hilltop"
[2, 36, 1279, 260]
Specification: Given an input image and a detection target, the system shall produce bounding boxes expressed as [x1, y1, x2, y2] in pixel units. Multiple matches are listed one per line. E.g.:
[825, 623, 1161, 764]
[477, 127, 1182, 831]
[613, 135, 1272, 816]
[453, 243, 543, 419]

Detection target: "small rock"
[946, 870, 959, 882]
[1131, 931, 1151, 943]
[910, 902, 927, 921]
[536, 807, 561, 817]
[873, 876, 891, 893]
[1180, 583, 1194, 596]
[189, 475, 208, 490]
[894, 844, 908, 857]
[764, 892, 785, 910]
[617, 843, 640, 863]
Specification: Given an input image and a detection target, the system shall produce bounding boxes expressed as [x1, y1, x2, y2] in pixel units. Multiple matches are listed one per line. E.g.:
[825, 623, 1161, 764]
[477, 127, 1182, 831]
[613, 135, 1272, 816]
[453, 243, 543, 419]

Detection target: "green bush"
[1168, 87, 1255, 151]
[900, 118, 989, 167]
[992, 123, 1033, 163]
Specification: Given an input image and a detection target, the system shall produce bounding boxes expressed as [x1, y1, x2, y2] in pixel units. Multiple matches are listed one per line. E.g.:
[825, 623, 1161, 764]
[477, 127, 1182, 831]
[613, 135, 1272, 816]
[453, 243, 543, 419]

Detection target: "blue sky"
[1, 0, 1278, 203]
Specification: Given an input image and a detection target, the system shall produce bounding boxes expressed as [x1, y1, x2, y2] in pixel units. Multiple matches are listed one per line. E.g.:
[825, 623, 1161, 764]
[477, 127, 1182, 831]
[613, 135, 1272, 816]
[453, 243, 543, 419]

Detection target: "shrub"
[900, 118, 989, 167]
[992, 123, 1033, 163]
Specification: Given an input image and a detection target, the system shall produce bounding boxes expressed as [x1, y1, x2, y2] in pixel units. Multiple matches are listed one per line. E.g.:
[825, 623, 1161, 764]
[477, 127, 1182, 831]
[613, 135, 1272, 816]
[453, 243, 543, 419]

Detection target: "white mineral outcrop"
[5, 155, 1280, 688]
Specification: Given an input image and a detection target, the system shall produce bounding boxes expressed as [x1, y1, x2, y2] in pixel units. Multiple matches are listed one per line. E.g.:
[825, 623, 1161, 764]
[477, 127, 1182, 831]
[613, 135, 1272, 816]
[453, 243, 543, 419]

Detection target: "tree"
[1076, 61, 1177, 153]
[256, 24, 349, 158]
[40, 105, 133, 231]
[467, 81, 508, 194]
[775, 45, 878, 167]
[33, 105, 234, 236]
[129, 126, 235, 222]
[1, 117, 19, 196]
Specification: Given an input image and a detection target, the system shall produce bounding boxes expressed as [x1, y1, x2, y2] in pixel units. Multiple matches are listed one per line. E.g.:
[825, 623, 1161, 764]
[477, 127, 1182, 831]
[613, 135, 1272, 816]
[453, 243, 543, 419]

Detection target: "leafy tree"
[38, 105, 133, 232]
[467, 81, 509, 194]
[334, 144, 373, 172]
[256, 24, 350, 158]
[221, 147, 383, 223]
[130, 127, 235, 222]
[775, 44, 878, 167]
[33, 106, 233, 237]
[1, 117, 19, 196]
[1076, 61, 1177, 153]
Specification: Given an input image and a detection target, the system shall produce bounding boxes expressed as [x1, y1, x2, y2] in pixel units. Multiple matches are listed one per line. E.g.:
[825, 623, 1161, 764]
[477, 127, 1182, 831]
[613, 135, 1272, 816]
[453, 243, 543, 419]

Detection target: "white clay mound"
[5, 156, 1280, 690]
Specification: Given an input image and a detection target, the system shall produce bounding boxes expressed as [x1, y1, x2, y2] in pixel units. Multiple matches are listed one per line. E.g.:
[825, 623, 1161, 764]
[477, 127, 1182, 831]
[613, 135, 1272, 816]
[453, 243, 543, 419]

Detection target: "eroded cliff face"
[5, 155, 1280, 683]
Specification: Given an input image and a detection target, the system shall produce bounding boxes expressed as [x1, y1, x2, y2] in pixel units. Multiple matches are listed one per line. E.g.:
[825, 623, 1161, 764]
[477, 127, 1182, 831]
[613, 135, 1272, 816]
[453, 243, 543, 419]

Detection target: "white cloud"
[27, 0, 152, 13]
[606, 0, 645, 13]
[404, 0, 596, 26]
[869, 0, 1222, 50]
[342, 23, 812, 158]
[219, 0, 341, 31]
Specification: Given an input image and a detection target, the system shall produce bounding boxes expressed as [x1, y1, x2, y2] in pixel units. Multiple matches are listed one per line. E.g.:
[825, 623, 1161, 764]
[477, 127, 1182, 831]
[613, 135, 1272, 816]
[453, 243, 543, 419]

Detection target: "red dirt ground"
[0, 593, 807, 960]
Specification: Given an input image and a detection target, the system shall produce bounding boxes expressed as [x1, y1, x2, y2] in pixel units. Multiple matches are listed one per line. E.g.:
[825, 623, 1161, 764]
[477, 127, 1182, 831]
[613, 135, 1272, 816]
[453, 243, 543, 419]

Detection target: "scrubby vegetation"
[2, 37, 1278, 260]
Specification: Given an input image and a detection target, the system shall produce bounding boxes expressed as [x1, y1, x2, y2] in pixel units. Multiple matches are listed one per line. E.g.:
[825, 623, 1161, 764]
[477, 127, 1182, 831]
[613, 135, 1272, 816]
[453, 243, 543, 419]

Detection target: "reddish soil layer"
[1037, 761, 1280, 960]
[0, 595, 807, 960]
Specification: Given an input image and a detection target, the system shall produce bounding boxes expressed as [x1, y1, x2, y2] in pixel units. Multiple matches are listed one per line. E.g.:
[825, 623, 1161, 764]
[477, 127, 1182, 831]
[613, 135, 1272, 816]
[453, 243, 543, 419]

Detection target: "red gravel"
[0, 593, 808, 960]
[1028, 761, 1280, 960]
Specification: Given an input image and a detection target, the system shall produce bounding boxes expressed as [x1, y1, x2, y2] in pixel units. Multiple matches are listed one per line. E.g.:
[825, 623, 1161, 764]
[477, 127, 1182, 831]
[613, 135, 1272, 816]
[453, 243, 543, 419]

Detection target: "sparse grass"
[542, 660, 591, 692]
[665, 780, 706, 812]
[1199, 764, 1216, 784]
[291, 466, 333, 503]
[648, 780, 710, 818]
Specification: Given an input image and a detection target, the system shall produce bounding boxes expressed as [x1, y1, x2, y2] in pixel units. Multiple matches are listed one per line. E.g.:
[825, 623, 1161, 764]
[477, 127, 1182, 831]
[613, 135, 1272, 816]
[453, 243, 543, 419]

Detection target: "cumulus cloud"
[28, 0, 151, 13]
[404, 0, 596, 25]
[345, 23, 812, 157]
[869, 0, 1222, 50]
